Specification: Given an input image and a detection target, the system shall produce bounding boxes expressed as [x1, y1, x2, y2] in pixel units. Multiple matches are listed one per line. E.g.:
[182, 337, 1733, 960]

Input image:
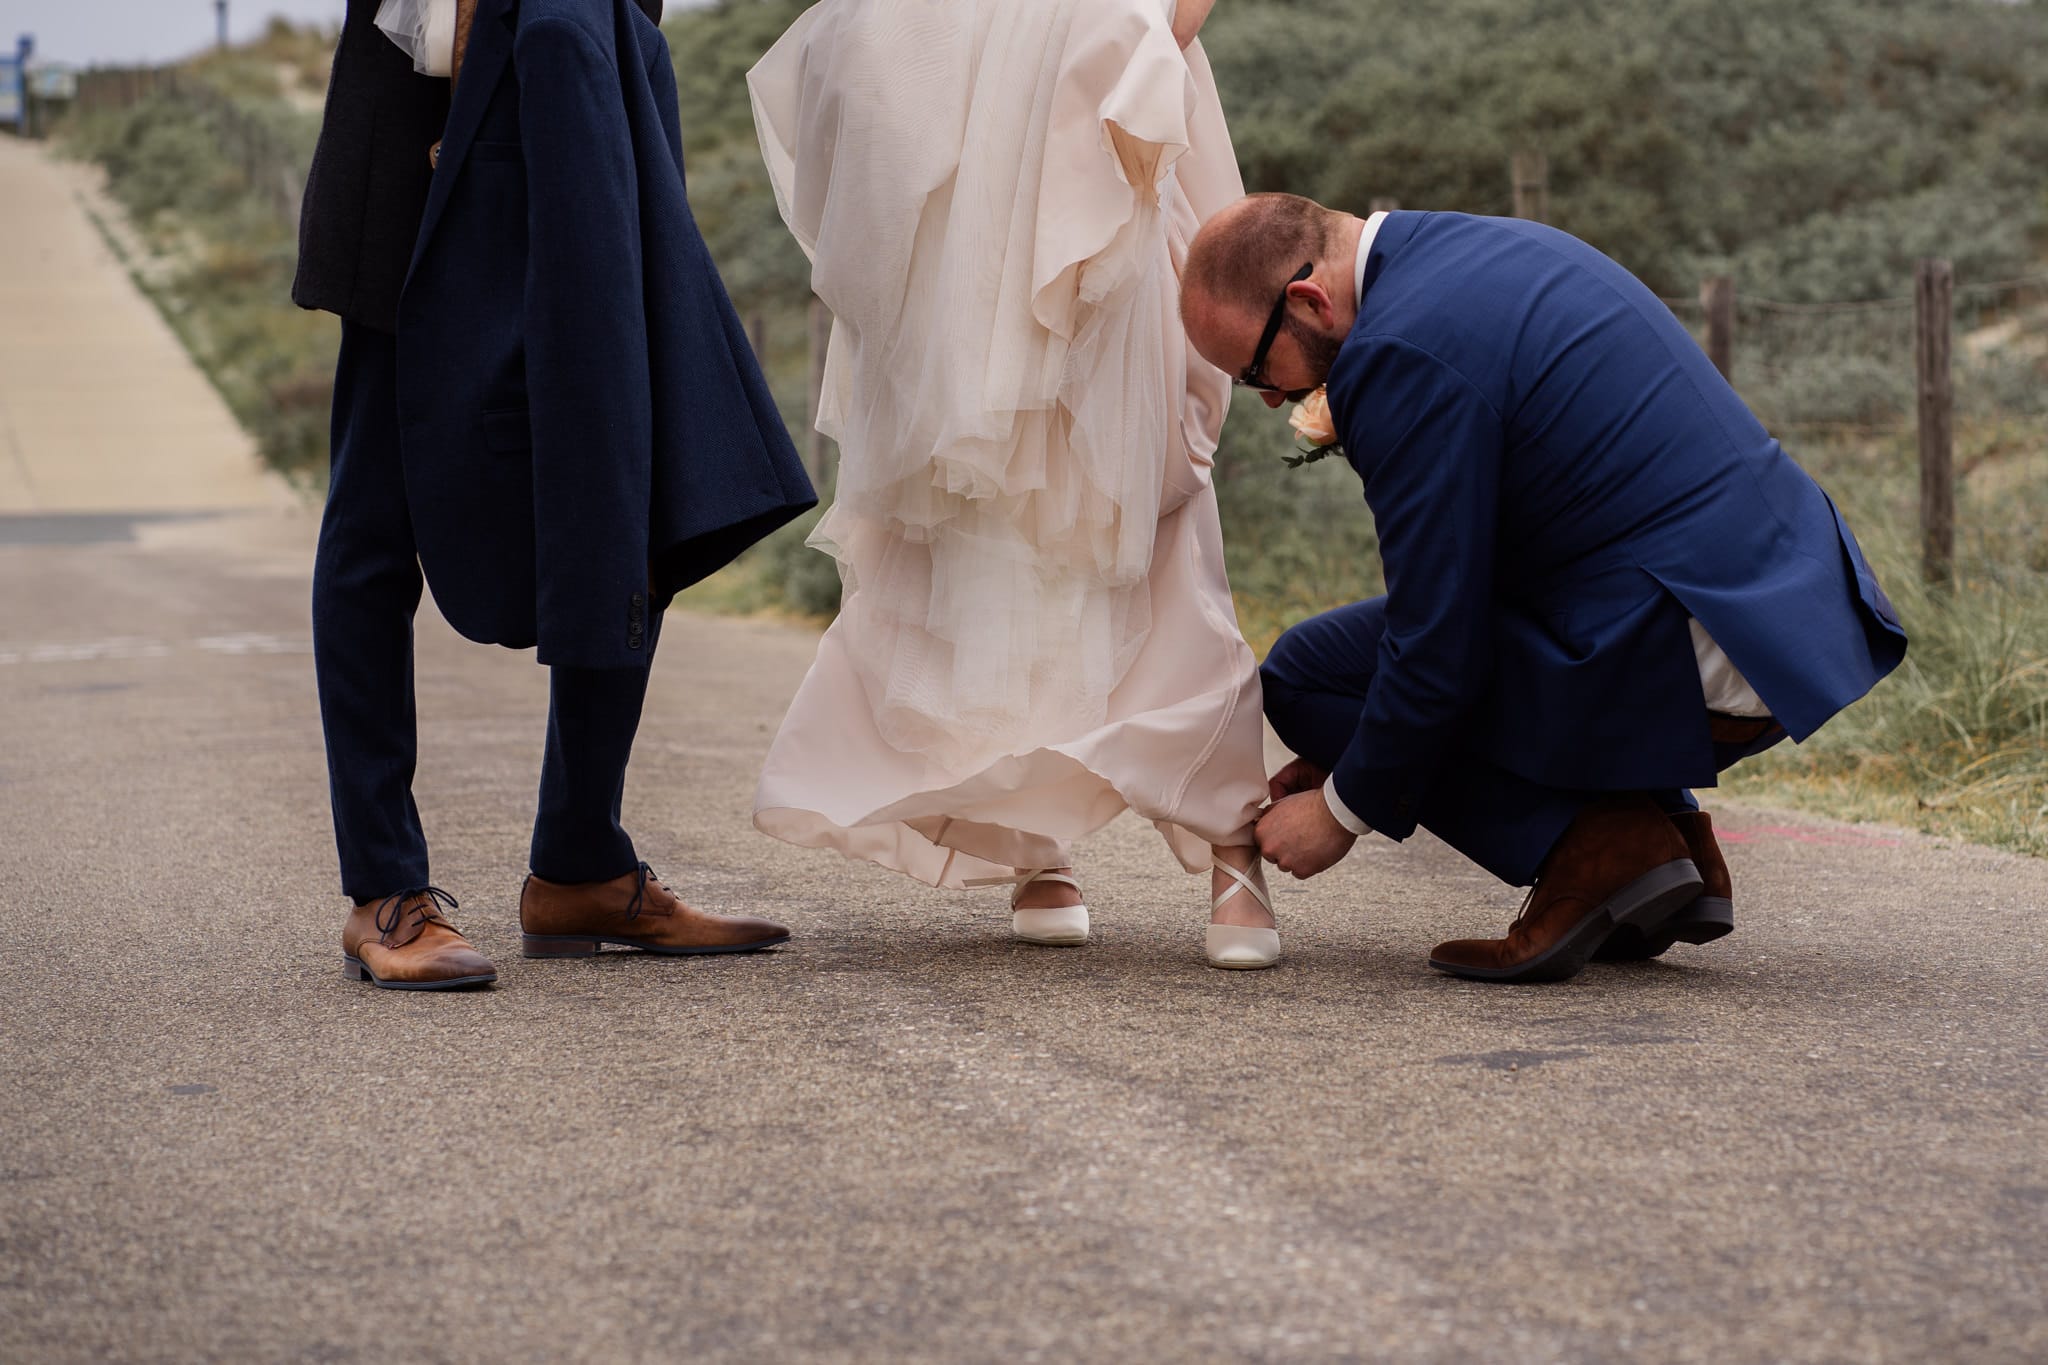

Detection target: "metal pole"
[215, 1, 229, 50]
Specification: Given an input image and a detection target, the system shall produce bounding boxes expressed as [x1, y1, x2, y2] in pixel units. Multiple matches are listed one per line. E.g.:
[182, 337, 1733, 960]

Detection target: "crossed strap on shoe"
[1210, 859, 1273, 919]
[1206, 858, 1281, 970]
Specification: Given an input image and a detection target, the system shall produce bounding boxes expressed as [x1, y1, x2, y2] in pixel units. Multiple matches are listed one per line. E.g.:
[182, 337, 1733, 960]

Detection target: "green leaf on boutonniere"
[1284, 442, 1342, 469]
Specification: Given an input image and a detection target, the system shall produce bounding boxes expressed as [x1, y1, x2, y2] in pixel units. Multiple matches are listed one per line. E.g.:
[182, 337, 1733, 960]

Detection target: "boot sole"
[520, 932, 791, 959]
[1593, 896, 1735, 962]
[1429, 859, 1703, 984]
[342, 955, 497, 990]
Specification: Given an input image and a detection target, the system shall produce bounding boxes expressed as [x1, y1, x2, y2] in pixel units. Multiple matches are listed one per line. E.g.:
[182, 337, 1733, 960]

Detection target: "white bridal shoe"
[970, 869, 1091, 946]
[1206, 859, 1280, 970]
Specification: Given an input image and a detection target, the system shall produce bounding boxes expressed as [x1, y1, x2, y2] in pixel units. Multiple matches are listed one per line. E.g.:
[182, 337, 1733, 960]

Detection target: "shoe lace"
[1508, 883, 1540, 932]
[374, 885, 460, 942]
[623, 862, 657, 921]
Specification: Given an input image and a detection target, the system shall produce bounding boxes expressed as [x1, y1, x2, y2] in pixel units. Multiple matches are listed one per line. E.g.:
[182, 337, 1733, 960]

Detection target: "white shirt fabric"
[1317, 214, 1769, 838]
[374, 0, 459, 77]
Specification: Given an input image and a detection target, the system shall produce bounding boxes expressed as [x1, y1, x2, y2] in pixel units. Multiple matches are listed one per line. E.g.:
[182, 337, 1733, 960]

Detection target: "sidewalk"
[0, 134, 288, 514]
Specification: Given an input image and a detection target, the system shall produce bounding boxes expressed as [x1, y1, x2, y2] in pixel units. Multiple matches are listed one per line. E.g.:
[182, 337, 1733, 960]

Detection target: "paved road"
[3, 142, 2046, 1363]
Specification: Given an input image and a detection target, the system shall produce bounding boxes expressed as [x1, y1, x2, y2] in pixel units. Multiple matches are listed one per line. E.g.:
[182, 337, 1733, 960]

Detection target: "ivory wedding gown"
[748, 0, 1267, 888]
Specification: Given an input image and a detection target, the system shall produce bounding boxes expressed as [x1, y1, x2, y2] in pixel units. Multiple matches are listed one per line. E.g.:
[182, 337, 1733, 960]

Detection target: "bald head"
[1182, 193, 1358, 401]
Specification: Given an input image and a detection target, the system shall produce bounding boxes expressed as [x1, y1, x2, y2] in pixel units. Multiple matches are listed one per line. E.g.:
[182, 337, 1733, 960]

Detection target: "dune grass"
[1715, 434, 2048, 854]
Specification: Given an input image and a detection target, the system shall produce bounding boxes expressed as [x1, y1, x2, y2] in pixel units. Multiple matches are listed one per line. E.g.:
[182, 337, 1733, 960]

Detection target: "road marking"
[195, 633, 313, 656]
[0, 634, 311, 665]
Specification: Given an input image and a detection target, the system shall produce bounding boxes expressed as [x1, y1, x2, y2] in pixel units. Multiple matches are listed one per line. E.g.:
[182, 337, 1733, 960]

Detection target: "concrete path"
[0, 135, 286, 513]
[2, 138, 2045, 1364]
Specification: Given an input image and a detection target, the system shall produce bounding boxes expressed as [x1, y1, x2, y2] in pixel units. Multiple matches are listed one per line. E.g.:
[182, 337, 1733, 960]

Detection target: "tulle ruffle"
[749, 0, 1211, 772]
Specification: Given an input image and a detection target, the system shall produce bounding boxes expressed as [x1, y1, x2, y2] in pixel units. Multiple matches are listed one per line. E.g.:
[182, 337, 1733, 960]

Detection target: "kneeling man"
[1181, 197, 1907, 983]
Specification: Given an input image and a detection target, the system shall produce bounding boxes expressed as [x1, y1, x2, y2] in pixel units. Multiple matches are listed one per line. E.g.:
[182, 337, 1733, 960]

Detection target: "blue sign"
[0, 59, 23, 128]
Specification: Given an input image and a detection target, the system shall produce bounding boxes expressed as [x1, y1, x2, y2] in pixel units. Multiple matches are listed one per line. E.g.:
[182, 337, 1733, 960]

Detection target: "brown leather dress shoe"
[520, 863, 790, 959]
[1429, 795, 1703, 983]
[342, 887, 498, 990]
[1595, 809, 1736, 961]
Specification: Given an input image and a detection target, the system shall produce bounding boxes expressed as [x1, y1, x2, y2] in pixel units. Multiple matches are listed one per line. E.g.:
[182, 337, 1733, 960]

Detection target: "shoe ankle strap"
[965, 868, 1082, 907]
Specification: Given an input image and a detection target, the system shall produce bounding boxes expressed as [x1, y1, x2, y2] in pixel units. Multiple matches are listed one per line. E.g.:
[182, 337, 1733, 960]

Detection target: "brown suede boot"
[1595, 809, 1736, 961]
[342, 888, 498, 990]
[1429, 795, 1702, 983]
[520, 863, 790, 958]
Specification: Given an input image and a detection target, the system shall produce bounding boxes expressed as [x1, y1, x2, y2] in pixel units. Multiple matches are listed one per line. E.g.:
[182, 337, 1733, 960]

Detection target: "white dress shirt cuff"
[1322, 778, 1372, 836]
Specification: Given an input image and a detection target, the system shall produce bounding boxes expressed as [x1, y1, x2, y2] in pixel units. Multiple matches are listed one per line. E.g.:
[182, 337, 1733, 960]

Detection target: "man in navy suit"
[1180, 195, 1906, 983]
[296, 0, 814, 989]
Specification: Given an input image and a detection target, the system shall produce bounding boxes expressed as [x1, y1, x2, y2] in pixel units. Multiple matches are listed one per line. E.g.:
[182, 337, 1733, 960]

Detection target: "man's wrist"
[1321, 778, 1372, 837]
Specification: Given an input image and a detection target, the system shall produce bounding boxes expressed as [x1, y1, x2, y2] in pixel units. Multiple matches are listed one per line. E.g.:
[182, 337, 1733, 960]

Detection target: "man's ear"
[1286, 278, 1339, 331]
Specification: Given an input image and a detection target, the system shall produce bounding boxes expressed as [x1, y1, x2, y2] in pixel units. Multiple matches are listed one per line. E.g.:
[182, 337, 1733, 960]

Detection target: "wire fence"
[1661, 274, 2048, 442]
[72, 65, 307, 224]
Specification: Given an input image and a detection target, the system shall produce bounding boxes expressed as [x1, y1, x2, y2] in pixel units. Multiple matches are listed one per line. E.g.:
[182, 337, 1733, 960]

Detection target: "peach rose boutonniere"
[1284, 387, 1343, 468]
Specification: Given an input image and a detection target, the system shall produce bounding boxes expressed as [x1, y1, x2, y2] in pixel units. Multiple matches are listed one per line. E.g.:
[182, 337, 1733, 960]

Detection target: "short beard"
[1285, 315, 1345, 388]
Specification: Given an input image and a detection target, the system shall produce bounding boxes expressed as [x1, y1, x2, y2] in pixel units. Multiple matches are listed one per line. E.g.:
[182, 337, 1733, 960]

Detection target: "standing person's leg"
[530, 649, 656, 886]
[313, 321, 428, 899]
[520, 612, 790, 957]
[1260, 598, 1583, 887]
[316, 321, 494, 989]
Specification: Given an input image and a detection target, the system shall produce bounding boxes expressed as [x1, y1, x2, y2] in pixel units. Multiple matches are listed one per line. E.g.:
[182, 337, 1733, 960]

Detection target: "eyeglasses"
[1235, 262, 1316, 401]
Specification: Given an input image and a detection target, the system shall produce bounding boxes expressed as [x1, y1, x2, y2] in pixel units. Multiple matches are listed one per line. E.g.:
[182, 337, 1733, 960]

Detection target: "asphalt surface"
[3, 140, 2045, 1364]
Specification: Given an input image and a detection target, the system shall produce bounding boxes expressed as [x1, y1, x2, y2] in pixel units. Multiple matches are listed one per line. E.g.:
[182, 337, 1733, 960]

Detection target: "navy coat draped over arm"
[394, 0, 815, 670]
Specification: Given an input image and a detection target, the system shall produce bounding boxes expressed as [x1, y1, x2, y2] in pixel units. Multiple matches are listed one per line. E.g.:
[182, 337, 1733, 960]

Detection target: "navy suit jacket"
[396, 0, 815, 669]
[1323, 212, 1907, 840]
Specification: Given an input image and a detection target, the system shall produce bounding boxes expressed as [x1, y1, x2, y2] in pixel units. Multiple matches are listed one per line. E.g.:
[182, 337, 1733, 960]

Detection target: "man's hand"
[1268, 756, 1330, 804]
[1255, 789, 1357, 880]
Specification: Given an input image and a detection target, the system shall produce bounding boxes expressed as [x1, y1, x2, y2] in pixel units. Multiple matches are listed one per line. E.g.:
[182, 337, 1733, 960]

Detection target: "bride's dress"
[748, 0, 1266, 887]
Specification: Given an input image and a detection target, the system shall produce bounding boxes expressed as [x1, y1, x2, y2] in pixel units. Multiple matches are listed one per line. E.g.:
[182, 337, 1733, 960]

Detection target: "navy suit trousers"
[1262, 598, 1786, 886]
[312, 320, 653, 901]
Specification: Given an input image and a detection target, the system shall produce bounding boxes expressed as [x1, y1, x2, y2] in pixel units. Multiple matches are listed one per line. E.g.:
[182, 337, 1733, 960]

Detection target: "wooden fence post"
[1915, 257, 1955, 585]
[1700, 275, 1735, 382]
[807, 296, 833, 490]
[749, 312, 768, 366]
[1510, 150, 1548, 223]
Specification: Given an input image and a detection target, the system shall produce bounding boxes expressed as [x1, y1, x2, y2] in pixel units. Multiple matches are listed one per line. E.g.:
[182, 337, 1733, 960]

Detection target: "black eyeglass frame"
[1236, 261, 1316, 400]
